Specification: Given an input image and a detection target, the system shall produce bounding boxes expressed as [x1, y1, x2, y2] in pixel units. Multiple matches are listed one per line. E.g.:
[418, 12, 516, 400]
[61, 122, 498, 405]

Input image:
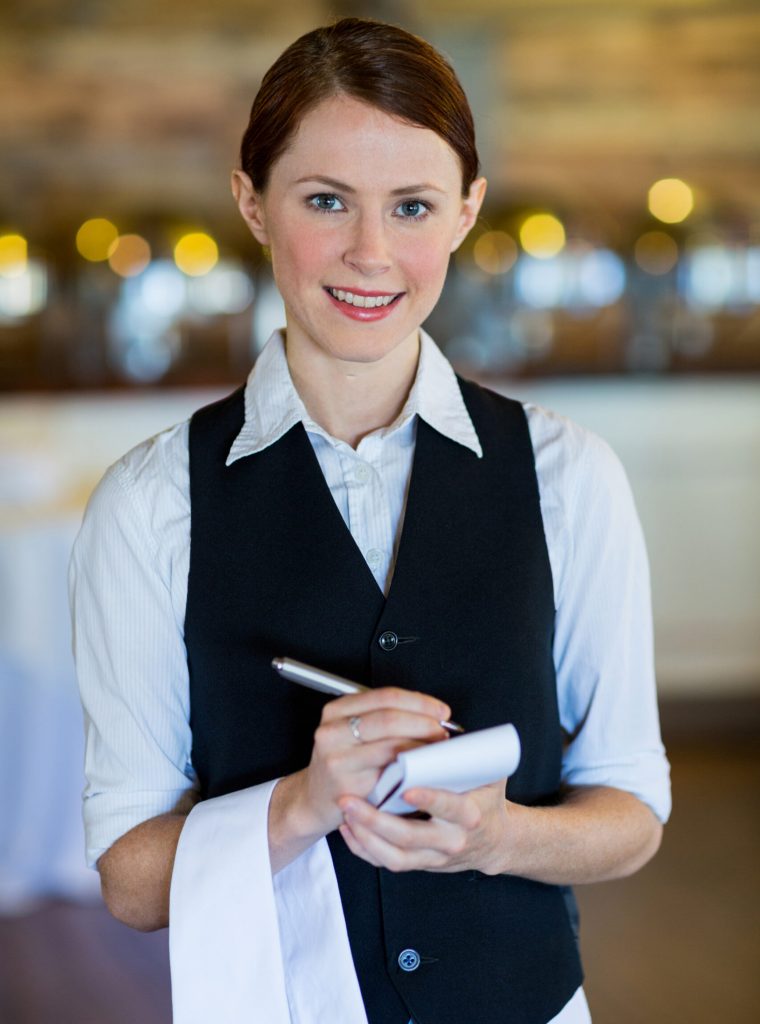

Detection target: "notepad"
[366, 723, 521, 815]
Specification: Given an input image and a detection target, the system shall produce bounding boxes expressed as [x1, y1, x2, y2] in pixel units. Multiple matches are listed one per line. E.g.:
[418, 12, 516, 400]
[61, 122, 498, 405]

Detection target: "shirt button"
[355, 463, 370, 483]
[366, 548, 383, 569]
[398, 948, 421, 972]
[378, 630, 398, 652]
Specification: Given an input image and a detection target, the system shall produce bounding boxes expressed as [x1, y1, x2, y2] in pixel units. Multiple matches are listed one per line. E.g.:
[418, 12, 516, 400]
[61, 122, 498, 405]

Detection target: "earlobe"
[451, 176, 488, 252]
[231, 168, 270, 246]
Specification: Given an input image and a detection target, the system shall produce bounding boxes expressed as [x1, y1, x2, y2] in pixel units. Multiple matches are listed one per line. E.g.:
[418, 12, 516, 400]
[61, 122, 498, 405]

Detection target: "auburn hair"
[239, 18, 479, 196]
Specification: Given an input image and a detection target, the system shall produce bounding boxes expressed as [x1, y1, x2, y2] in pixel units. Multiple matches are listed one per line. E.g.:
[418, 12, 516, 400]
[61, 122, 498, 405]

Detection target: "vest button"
[378, 630, 398, 652]
[398, 948, 421, 972]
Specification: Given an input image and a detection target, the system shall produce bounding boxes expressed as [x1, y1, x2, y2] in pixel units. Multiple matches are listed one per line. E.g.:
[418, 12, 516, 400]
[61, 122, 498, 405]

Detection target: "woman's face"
[233, 93, 486, 368]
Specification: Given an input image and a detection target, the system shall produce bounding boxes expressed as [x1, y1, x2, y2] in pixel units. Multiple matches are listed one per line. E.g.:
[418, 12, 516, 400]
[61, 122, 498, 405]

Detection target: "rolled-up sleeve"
[529, 405, 671, 824]
[68, 430, 199, 868]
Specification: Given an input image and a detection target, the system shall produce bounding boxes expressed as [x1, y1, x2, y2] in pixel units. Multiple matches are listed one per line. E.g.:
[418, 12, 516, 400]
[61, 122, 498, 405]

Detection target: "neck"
[285, 332, 421, 449]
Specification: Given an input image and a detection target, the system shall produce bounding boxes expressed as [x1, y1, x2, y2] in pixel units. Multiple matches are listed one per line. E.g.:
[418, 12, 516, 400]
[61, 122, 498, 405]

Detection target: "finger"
[321, 687, 451, 725]
[342, 815, 446, 873]
[401, 787, 483, 829]
[341, 796, 463, 855]
[334, 737, 432, 773]
[316, 710, 449, 755]
[338, 823, 383, 867]
[343, 707, 450, 744]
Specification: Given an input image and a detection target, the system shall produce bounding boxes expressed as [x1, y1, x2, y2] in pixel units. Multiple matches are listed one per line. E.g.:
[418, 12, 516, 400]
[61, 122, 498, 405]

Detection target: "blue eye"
[309, 194, 345, 213]
[395, 200, 430, 221]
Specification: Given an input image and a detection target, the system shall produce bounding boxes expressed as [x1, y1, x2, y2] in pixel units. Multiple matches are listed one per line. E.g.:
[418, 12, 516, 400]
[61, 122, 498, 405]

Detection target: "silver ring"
[348, 715, 363, 743]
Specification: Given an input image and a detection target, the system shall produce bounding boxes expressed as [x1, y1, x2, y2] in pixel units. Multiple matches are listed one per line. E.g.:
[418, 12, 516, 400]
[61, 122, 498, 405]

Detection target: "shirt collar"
[225, 328, 482, 467]
[408, 328, 483, 458]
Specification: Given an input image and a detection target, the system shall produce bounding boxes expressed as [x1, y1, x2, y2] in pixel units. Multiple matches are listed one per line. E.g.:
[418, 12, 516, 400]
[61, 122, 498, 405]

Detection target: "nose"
[343, 211, 391, 277]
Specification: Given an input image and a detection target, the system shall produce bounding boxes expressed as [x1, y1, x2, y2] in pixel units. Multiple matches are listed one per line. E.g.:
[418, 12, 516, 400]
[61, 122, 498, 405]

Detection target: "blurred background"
[1, 1, 758, 1021]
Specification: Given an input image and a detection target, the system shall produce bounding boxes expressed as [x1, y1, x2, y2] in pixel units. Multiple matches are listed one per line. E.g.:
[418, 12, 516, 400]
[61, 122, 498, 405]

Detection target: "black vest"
[185, 377, 583, 1024]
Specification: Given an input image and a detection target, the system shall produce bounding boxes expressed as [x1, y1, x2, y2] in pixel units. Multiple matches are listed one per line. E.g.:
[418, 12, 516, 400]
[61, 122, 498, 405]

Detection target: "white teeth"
[328, 287, 397, 308]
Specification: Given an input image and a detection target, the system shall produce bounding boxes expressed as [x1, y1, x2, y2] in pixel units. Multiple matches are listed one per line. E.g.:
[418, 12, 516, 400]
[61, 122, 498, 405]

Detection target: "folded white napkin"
[169, 780, 368, 1024]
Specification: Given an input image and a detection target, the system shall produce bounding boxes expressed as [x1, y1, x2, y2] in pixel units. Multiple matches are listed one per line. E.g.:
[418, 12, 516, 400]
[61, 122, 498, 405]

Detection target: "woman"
[70, 17, 671, 1024]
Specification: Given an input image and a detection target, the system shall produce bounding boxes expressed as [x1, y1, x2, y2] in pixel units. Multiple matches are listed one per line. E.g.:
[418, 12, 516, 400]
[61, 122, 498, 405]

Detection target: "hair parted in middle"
[239, 17, 480, 197]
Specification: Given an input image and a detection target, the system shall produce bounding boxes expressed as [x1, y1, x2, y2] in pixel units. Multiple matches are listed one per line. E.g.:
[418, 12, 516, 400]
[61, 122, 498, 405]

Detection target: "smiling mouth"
[325, 286, 403, 309]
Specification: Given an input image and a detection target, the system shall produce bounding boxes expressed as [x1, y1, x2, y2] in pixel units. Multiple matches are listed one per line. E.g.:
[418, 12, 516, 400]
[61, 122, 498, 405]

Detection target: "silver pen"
[271, 656, 465, 734]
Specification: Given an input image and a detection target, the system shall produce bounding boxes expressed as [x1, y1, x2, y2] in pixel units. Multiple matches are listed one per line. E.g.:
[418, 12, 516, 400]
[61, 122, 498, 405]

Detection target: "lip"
[323, 286, 404, 322]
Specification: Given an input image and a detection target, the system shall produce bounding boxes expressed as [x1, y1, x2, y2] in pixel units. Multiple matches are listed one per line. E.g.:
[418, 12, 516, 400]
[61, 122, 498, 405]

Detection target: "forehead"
[271, 93, 462, 192]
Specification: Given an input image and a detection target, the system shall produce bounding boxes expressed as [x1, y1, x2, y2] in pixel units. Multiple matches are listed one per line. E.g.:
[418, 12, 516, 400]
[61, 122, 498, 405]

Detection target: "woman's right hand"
[268, 688, 450, 872]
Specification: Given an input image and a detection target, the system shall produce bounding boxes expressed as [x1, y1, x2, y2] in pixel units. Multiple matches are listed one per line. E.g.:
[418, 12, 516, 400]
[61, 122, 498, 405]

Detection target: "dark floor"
[1, 737, 758, 1024]
[577, 738, 760, 1023]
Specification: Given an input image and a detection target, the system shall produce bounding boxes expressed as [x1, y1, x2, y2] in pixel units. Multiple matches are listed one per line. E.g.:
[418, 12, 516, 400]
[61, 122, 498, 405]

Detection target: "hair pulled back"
[239, 18, 479, 197]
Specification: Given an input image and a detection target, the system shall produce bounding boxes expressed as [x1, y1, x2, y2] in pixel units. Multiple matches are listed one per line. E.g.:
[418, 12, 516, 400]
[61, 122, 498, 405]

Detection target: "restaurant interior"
[1, 1, 758, 1021]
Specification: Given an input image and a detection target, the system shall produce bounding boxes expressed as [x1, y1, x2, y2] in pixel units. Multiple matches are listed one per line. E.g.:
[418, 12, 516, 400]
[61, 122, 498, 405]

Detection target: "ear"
[450, 176, 488, 252]
[231, 169, 270, 246]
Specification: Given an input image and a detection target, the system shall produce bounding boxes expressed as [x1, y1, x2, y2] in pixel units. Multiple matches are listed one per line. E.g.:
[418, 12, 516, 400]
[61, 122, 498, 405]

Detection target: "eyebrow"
[294, 175, 446, 196]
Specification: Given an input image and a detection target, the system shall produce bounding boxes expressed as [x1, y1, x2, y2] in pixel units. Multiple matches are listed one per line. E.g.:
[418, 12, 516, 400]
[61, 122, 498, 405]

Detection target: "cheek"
[400, 234, 453, 288]
[274, 223, 334, 285]
[293, 233, 329, 274]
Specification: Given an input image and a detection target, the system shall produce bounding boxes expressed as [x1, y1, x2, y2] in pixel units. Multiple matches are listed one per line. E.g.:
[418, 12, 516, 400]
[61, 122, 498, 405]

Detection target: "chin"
[333, 333, 416, 366]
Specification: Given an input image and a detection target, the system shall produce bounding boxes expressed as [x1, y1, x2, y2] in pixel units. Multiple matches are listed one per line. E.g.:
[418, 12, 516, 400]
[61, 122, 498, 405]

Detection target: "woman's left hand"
[337, 780, 511, 875]
[338, 782, 665, 885]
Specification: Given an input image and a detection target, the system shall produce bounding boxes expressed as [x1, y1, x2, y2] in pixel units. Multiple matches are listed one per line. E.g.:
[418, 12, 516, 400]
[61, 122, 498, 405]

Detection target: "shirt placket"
[342, 440, 393, 595]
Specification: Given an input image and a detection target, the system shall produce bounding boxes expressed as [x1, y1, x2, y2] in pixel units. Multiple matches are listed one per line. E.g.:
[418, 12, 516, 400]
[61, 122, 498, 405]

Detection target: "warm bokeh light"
[0, 234, 28, 278]
[173, 232, 219, 276]
[519, 214, 566, 259]
[634, 231, 679, 275]
[107, 234, 151, 277]
[76, 218, 119, 262]
[648, 178, 694, 224]
[472, 231, 518, 275]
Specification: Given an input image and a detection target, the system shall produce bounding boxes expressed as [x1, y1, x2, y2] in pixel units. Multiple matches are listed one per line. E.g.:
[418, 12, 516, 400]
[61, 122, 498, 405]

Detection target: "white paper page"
[368, 723, 521, 814]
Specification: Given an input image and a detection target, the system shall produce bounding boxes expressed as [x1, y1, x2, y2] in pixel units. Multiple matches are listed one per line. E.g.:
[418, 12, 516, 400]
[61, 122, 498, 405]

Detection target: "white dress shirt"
[69, 328, 671, 1024]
